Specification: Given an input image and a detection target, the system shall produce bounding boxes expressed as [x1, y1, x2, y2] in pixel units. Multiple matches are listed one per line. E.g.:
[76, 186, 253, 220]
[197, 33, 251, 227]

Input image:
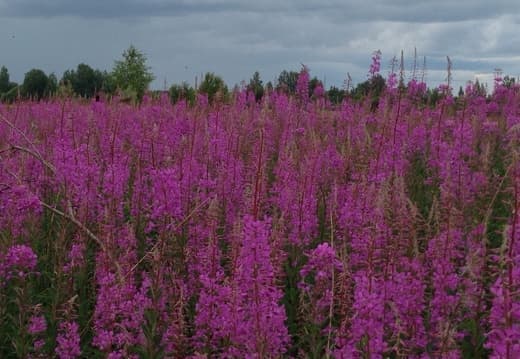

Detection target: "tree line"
[0, 45, 154, 103]
[0, 45, 382, 105]
[2, 45, 514, 106]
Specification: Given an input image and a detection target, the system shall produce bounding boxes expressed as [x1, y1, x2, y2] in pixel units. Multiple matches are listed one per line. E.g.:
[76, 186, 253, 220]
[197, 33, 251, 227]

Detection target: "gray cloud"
[1, 0, 234, 18]
[2, 0, 519, 22]
[0, 0, 519, 90]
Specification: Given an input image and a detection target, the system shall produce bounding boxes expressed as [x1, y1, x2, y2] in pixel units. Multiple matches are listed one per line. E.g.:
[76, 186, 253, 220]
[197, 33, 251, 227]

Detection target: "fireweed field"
[0, 71, 519, 358]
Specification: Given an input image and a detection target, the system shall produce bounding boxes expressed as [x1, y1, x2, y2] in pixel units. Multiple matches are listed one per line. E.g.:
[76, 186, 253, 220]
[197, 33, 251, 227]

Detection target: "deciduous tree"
[112, 45, 154, 102]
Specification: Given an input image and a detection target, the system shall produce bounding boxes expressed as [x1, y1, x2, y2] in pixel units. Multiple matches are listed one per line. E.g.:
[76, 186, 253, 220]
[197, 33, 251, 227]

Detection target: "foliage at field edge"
[0, 62, 519, 358]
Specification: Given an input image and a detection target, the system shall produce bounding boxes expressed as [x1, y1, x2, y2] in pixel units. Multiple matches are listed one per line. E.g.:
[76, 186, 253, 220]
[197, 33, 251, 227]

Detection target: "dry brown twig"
[0, 112, 42, 157]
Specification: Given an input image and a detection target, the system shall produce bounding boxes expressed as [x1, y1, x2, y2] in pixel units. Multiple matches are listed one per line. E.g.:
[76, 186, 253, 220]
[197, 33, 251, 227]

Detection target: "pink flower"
[28, 315, 47, 335]
[56, 321, 81, 359]
[2, 244, 38, 282]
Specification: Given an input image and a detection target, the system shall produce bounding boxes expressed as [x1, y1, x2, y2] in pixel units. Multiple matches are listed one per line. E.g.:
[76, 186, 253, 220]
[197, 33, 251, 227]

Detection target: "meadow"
[0, 71, 518, 358]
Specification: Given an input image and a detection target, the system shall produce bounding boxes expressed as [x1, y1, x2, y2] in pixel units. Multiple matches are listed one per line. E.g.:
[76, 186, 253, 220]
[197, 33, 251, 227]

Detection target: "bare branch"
[0, 112, 42, 157]
[9, 145, 56, 174]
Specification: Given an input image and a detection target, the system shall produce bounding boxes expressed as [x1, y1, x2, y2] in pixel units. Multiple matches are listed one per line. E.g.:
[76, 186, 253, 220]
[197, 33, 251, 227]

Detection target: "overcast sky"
[1, 0, 519, 90]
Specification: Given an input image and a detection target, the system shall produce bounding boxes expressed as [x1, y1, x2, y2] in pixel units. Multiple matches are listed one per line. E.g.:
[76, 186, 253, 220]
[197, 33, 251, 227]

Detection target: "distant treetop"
[112, 45, 155, 102]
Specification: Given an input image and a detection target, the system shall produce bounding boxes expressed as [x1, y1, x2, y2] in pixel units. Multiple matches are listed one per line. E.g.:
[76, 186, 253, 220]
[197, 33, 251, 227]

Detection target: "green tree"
[61, 63, 105, 98]
[0, 66, 17, 96]
[1, 85, 19, 103]
[351, 74, 386, 100]
[199, 72, 228, 103]
[101, 71, 117, 96]
[46, 73, 58, 97]
[61, 69, 75, 88]
[426, 88, 442, 107]
[265, 81, 274, 93]
[327, 86, 347, 105]
[473, 79, 487, 97]
[169, 82, 196, 105]
[351, 74, 386, 110]
[112, 45, 154, 102]
[22, 69, 49, 100]
[276, 70, 299, 94]
[247, 71, 264, 102]
[0, 66, 10, 93]
[503, 75, 516, 88]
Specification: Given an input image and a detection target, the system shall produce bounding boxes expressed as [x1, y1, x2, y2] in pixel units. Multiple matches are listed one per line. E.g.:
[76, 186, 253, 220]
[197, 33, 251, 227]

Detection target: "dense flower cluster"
[300, 243, 342, 327]
[27, 315, 47, 335]
[1, 244, 38, 283]
[0, 184, 41, 238]
[0, 63, 518, 357]
[55, 321, 81, 359]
